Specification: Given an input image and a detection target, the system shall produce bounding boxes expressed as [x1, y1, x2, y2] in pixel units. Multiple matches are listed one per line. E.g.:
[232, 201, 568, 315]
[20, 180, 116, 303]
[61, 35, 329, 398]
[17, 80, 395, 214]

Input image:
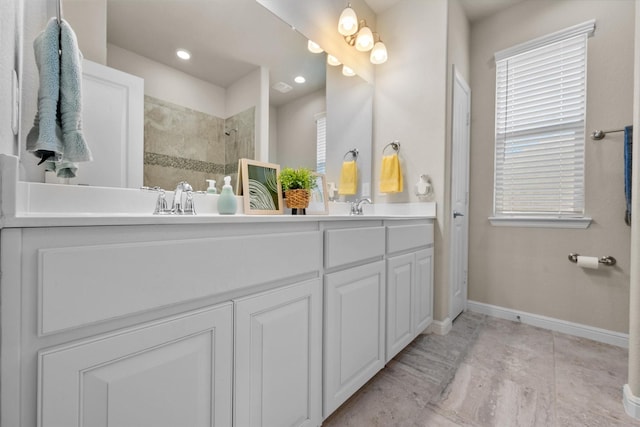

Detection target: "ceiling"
[107, 0, 327, 106]
[106, 0, 526, 107]
[364, 0, 527, 20]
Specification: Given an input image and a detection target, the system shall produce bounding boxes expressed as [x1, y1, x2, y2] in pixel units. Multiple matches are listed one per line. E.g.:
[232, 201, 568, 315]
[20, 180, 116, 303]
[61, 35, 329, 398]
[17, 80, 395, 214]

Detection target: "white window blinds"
[316, 113, 326, 174]
[493, 21, 595, 217]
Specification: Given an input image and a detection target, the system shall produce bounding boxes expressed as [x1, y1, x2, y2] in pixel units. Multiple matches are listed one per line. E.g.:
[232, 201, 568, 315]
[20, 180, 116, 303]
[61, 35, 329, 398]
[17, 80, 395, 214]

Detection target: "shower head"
[225, 127, 238, 136]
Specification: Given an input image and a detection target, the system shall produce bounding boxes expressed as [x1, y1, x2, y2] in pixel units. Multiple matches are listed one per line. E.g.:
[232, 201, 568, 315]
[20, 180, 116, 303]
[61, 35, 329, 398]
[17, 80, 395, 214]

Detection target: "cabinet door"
[414, 248, 434, 334]
[386, 253, 415, 362]
[234, 279, 322, 427]
[324, 261, 386, 418]
[38, 303, 233, 427]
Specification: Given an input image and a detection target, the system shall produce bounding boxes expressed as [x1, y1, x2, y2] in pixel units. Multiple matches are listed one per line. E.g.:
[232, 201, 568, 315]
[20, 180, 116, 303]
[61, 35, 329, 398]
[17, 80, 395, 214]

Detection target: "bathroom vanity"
[0, 159, 435, 427]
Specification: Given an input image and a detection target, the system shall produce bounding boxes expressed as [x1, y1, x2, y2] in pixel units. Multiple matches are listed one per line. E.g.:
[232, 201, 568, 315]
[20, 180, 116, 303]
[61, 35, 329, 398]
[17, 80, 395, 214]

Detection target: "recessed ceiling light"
[294, 76, 306, 84]
[176, 49, 191, 60]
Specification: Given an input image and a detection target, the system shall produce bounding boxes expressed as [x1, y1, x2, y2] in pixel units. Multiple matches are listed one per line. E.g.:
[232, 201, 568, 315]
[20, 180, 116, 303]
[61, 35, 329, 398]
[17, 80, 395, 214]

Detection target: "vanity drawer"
[386, 223, 433, 254]
[324, 226, 385, 269]
[24, 227, 321, 335]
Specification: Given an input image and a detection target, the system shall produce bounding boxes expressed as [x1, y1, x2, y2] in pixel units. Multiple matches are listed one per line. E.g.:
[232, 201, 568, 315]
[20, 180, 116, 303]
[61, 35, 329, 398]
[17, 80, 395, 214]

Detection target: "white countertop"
[1, 181, 436, 228]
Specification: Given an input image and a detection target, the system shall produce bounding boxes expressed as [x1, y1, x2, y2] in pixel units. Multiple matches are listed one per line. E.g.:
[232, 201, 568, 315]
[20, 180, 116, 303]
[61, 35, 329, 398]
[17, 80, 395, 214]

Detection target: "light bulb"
[176, 49, 191, 60]
[294, 76, 306, 84]
[342, 65, 355, 77]
[327, 54, 341, 66]
[370, 41, 388, 64]
[355, 26, 374, 52]
[338, 5, 358, 36]
[307, 40, 323, 54]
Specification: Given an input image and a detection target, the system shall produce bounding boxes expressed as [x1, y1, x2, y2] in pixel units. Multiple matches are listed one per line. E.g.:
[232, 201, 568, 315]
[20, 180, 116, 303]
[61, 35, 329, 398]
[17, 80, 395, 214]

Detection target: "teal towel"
[26, 18, 92, 179]
[59, 19, 92, 165]
[26, 18, 64, 164]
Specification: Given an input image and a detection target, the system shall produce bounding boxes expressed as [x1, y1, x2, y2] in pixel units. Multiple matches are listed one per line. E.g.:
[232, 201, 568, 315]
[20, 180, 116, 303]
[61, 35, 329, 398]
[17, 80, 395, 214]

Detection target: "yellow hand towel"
[379, 154, 403, 193]
[339, 160, 358, 195]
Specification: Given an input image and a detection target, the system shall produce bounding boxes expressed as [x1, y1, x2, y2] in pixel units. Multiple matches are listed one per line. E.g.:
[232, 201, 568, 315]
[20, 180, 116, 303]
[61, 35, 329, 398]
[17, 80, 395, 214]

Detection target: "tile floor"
[323, 311, 640, 427]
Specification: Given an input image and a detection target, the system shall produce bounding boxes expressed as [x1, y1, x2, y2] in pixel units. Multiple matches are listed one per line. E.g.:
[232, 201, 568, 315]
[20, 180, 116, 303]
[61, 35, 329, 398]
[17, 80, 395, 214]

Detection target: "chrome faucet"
[350, 198, 372, 215]
[171, 181, 196, 215]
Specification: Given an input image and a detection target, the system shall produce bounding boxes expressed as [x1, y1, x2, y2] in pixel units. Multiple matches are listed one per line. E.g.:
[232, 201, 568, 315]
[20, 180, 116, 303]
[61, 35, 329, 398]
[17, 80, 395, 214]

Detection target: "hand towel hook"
[343, 148, 359, 161]
[383, 140, 401, 154]
[56, 0, 63, 23]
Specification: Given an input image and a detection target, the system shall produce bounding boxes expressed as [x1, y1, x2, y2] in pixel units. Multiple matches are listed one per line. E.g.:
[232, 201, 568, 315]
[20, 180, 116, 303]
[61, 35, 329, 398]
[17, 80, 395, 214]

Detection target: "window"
[316, 112, 326, 174]
[491, 20, 595, 228]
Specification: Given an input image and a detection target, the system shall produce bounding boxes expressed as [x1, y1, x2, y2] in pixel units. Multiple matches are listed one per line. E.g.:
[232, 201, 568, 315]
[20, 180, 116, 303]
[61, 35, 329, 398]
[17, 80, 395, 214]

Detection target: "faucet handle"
[183, 191, 196, 215]
[153, 190, 170, 215]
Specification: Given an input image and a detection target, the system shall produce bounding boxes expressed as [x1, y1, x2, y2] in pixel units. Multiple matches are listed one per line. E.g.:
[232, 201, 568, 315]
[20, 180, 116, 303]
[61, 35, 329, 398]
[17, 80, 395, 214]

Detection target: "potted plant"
[279, 167, 317, 212]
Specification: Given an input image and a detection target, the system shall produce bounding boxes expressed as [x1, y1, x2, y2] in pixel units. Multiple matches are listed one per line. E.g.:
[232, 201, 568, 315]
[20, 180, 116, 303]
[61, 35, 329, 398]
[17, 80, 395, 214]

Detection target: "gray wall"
[468, 0, 635, 333]
[275, 88, 325, 170]
[375, 0, 450, 321]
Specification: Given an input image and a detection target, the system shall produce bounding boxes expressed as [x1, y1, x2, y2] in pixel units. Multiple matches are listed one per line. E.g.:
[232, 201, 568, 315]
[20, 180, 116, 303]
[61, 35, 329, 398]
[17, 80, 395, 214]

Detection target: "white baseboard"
[467, 300, 629, 348]
[624, 384, 640, 419]
[426, 317, 452, 335]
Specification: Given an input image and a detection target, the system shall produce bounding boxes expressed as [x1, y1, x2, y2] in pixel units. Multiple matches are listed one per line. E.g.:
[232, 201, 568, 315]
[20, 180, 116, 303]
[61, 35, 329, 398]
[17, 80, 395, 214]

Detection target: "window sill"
[488, 216, 592, 229]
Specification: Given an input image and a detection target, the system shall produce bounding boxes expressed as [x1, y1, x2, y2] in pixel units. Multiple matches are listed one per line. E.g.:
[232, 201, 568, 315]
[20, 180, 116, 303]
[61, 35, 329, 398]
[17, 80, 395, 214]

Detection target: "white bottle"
[206, 179, 217, 194]
[217, 176, 237, 215]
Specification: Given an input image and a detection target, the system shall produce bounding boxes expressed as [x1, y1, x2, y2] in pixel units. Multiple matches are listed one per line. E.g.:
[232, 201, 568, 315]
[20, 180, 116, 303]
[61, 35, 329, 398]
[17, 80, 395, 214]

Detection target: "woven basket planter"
[285, 189, 310, 209]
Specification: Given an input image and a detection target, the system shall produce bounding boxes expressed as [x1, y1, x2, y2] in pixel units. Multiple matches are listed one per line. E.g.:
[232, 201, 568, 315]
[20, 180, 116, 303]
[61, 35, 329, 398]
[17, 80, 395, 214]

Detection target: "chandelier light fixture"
[370, 34, 388, 64]
[338, 4, 359, 36]
[337, 3, 387, 64]
[327, 54, 342, 66]
[342, 65, 356, 77]
[306, 2, 388, 77]
[307, 40, 324, 54]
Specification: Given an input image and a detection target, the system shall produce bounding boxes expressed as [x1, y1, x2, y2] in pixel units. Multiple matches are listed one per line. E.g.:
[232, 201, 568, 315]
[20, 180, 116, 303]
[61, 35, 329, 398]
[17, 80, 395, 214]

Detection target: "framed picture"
[307, 173, 329, 215]
[237, 159, 283, 215]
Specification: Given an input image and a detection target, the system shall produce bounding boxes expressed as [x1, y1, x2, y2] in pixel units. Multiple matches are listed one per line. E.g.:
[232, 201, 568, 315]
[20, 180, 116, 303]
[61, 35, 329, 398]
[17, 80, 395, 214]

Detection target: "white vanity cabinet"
[0, 223, 323, 427]
[385, 221, 434, 362]
[0, 214, 435, 427]
[234, 278, 322, 427]
[322, 223, 387, 418]
[38, 303, 234, 427]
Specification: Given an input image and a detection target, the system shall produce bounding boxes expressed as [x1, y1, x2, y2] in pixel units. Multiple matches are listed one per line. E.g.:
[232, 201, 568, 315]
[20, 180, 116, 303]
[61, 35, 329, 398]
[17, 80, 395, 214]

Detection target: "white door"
[450, 66, 471, 321]
[65, 60, 143, 188]
[234, 279, 322, 427]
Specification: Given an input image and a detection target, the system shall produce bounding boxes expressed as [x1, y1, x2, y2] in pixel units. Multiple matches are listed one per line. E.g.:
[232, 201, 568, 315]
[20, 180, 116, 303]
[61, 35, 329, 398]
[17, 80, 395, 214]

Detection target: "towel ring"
[343, 148, 359, 161]
[383, 141, 401, 155]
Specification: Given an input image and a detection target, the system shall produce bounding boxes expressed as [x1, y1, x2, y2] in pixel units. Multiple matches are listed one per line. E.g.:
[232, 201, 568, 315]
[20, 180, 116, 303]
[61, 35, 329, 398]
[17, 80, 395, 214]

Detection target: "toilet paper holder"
[568, 253, 617, 266]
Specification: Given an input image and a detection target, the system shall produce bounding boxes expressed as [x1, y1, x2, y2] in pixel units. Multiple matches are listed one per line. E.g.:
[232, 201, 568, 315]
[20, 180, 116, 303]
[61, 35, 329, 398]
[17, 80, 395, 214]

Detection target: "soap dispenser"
[206, 179, 217, 194]
[217, 176, 237, 215]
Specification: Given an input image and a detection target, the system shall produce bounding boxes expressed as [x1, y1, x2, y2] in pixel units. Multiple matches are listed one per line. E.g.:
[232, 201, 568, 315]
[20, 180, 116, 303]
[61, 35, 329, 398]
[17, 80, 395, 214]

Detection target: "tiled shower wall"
[143, 95, 255, 192]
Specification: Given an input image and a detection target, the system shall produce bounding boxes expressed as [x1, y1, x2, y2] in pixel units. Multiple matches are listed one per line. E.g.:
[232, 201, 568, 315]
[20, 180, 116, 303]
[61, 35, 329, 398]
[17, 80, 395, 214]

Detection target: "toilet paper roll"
[577, 256, 599, 269]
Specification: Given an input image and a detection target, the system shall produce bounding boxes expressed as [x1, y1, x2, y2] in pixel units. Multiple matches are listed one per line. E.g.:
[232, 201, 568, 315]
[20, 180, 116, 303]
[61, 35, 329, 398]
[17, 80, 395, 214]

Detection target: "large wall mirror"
[21, 0, 372, 196]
